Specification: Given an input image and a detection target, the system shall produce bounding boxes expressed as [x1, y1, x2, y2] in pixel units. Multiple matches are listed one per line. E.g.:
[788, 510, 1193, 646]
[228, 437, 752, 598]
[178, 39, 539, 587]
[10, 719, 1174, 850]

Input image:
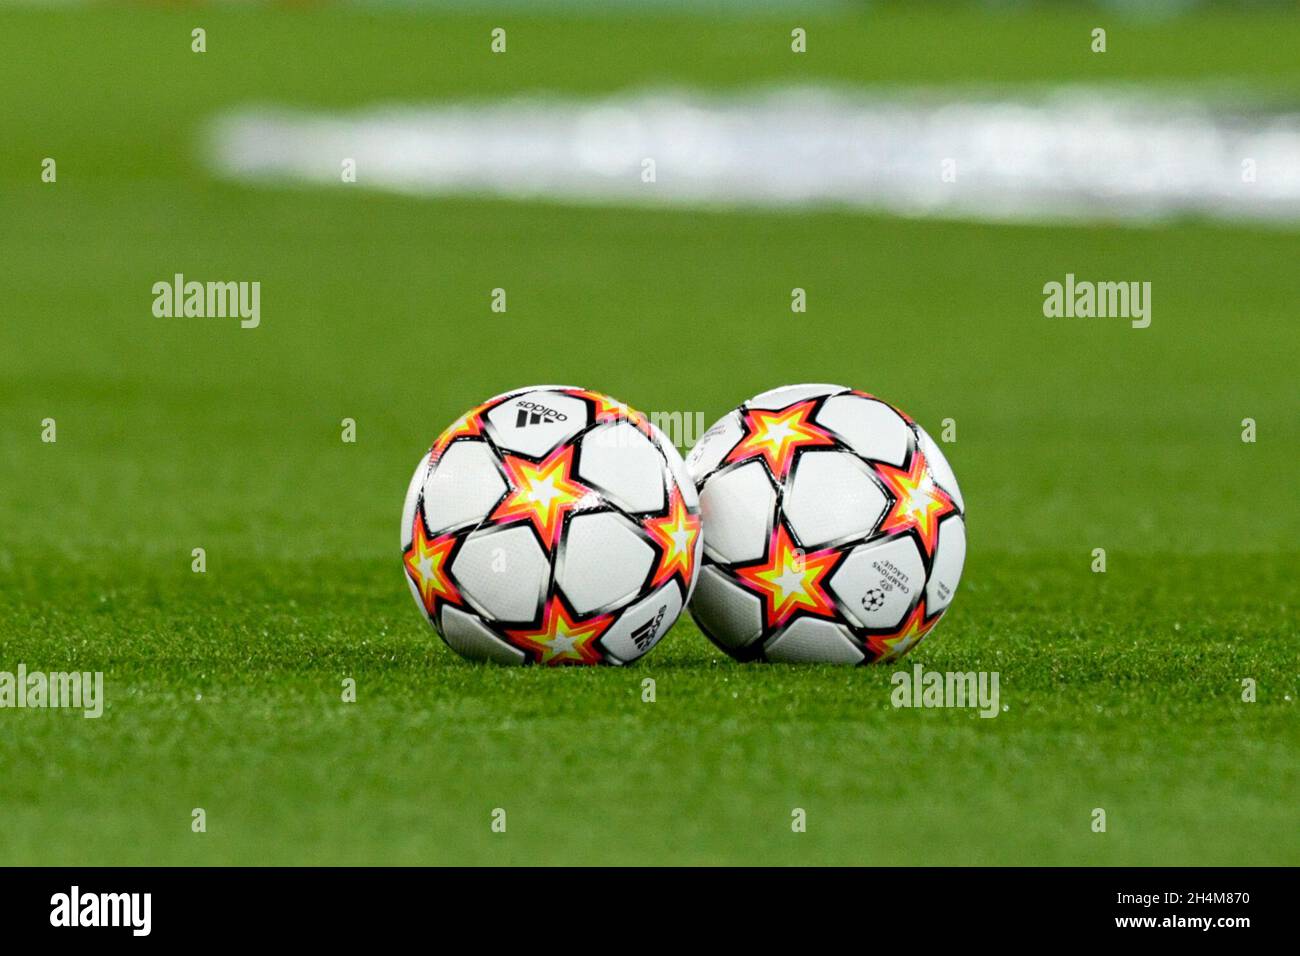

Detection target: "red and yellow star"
[402, 510, 462, 618]
[429, 399, 495, 463]
[734, 522, 841, 630]
[864, 600, 936, 662]
[565, 388, 652, 436]
[490, 444, 594, 552]
[643, 486, 701, 591]
[724, 399, 836, 479]
[873, 449, 956, 559]
[504, 595, 613, 666]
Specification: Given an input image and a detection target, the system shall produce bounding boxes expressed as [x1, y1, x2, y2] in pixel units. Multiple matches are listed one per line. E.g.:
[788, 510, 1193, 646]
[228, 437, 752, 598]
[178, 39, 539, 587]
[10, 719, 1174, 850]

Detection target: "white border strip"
[207, 86, 1300, 226]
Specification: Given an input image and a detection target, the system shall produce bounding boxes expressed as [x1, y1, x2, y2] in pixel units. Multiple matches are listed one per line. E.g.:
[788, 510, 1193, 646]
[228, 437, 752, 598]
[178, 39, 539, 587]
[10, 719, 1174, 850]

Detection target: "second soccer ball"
[685, 383, 966, 664]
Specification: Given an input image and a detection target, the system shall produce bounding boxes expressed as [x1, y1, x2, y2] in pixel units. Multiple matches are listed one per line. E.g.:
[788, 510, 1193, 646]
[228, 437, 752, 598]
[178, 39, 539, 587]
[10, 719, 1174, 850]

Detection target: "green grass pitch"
[0, 5, 1297, 865]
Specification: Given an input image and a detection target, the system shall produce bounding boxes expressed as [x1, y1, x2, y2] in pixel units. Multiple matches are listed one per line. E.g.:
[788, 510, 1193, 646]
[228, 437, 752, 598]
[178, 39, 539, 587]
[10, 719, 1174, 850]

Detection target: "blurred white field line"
[206, 86, 1300, 226]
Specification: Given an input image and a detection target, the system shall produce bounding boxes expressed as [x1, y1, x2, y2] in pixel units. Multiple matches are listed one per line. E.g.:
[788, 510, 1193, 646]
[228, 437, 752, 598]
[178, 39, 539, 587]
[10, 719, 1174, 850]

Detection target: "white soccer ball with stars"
[685, 383, 965, 664]
[402, 386, 702, 665]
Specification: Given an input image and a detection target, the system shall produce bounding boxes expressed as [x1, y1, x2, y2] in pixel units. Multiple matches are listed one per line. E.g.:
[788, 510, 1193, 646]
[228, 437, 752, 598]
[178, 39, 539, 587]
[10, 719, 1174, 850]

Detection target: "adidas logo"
[631, 605, 668, 652]
[514, 401, 568, 428]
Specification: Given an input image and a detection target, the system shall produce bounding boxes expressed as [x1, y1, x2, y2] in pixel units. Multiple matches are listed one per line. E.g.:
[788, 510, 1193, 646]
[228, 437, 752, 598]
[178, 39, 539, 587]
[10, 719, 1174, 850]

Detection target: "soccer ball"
[685, 383, 965, 664]
[401, 386, 702, 665]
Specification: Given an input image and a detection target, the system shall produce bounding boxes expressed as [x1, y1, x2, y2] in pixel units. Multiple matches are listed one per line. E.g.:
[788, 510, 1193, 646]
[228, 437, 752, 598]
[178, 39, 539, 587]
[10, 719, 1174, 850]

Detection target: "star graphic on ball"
[504, 595, 613, 666]
[643, 486, 701, 591]
[864, 600, 936, 662]
[565, 388, 652, 436]
[402, 508, 462, 618]
[733, 521, 841, 629]
[873, 448, 956, 559]
[724, 399, 836, 479]
[490, 444, 594, 552]
[429, 399, 497, 463]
